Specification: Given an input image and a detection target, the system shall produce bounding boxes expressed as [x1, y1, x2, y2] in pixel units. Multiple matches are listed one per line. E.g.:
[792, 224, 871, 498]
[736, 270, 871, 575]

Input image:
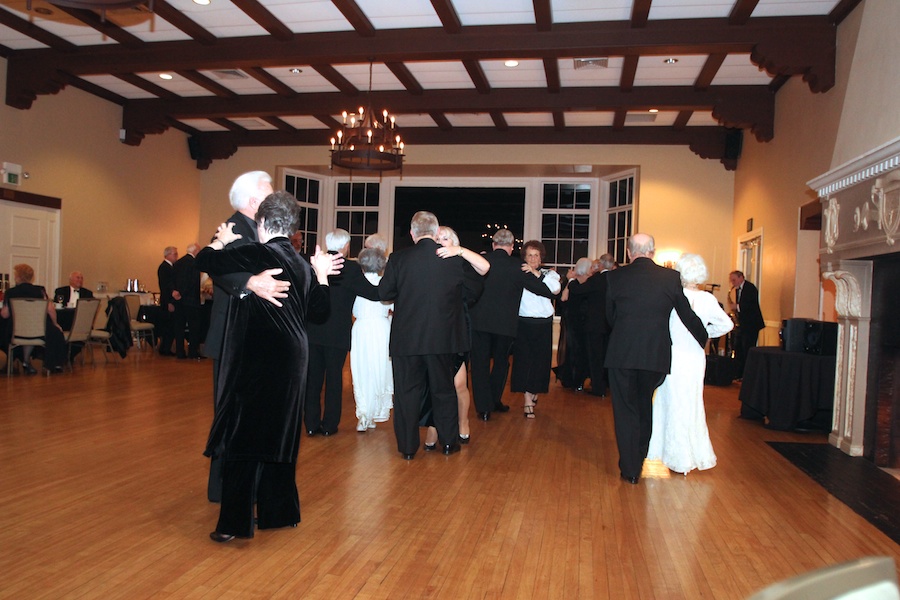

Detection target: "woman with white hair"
[646, 253, 734, 474]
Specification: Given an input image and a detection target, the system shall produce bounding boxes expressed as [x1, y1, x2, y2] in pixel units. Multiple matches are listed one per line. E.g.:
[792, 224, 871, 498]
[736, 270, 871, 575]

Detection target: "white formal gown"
[647, 287, 734, 474]
[350, 272, 394, 429]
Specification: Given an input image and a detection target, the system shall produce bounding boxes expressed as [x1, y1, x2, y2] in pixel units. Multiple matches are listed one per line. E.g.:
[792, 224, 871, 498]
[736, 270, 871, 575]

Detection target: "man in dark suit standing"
[305, 228, 379, 437]
[204, 170, 291, 503]
[54, 271, 94, 308]
[728, 270, 765, 379]
[566, 253, 615, 396]
[157, 246, 178, 356]
[468, 229, 555, 420]
[173, 243, 203, 359]
[378, 211, 471, 459]
[605, 233, 708, 484]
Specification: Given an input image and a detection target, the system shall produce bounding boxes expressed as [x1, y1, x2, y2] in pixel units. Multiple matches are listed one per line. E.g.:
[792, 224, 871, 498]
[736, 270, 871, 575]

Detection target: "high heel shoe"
[424, 442, 437, 451]
[524, 405, 535, 419]
[458, 434, 470, 444]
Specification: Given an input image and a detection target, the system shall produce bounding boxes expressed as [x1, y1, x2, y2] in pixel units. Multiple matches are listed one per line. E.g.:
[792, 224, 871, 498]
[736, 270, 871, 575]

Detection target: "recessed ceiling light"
[193, 0, 210, 5]
[664, 58, 678, 64]
[649, 108, 659, 113]
[159, 73, 173, 80]
[504, 60, 519, 68]
[289, 68, 302, 74]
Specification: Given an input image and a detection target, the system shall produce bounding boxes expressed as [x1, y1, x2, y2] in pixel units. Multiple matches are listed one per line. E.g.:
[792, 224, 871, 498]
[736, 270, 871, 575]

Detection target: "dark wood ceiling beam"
[55, 6, 145, 49]
[673, 110, 692, 130]
[631, 0, 652, 28]
[620, 55, 639, 91]
[533, 0, 552, 32]
[230, 0, 293, 41]
[695, 53, 726, 89]
[210, 117, 247, 132]
[116, 73, 180, 99]
[430, 0, 462, 34]
[613, 110, 627, 130]
[543, 58, 560, 92]
[385, 62, 424, 95]
[430, 112, 453, 130]
[552, 111, 564, 130]
[174, 70, 236, 97]
[331, 0, 375, 37]
[245, 66, 297, 97]
[59, 72, 125, 105]
[10, 17, 833, 74]
[729, 0, 760, 26]
[260, 116, 296, 132]
[318, 114, 342, 131]
[152, 0, 216, 45]
[463, 59, 491, 93]
[0, 8, 77, 52]
[490, 110, 508, 130]
[311, 64, 360, 95]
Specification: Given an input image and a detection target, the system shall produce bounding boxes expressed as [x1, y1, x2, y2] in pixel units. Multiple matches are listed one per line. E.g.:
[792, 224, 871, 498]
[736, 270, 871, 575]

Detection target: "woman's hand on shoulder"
[210, 222, 242, 248]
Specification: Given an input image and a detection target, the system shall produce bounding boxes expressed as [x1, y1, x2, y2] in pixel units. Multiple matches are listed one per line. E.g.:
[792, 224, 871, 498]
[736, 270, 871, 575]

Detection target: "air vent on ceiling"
[573, 57, 609, 70]
[212, 69, 249, 80]
[624, 113, 658, 124]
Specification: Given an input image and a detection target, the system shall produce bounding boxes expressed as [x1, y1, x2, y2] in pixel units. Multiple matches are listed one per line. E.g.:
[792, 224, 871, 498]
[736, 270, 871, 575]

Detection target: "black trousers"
[470, 330, 515, 413]
[216, 460, 299, 538]
[392, 353, 458, 455]
[733, 326, 760, 378]
[304, 343, 348, 433]
[608, 368, 666, 479]
[587, 332, 610, 396]
[174, 303, 201, 358]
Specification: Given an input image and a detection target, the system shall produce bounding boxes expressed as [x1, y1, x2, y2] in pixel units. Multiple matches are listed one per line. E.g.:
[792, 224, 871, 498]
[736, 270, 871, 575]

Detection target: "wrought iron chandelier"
[330, 62, 404, 174]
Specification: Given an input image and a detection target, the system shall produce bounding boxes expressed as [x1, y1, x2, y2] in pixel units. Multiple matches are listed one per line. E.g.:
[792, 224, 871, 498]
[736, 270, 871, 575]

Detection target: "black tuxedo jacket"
[378, 237, 472, 356]
[307, 257, 379, 350]
[157, 260, 176, 308]
[53, 286, 94, 306]
[468, 248, 555, 338]
[173, 253, 201, 308]
[736, 280, 765, 332]
[605, 257, 707, 374]
[566, 270, 610, 334]
[205, 211, 258, 359]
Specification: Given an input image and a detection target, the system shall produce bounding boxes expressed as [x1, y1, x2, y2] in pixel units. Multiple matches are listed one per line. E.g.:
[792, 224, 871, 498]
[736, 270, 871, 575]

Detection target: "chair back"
[67, 298, 99, 343]
[9, 298, 47, 343]
[122, 294, 141, 322]
[748, 556, 899, 600]
[93, 297, 110, 330]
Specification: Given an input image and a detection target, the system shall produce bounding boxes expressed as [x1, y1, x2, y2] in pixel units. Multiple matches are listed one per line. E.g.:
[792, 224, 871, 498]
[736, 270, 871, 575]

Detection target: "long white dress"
[647, 287, 734, 474]
[350, 272, 394, 429]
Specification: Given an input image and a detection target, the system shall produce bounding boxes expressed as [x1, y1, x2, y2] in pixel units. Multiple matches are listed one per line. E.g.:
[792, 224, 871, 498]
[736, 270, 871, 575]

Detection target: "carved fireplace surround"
[809, 135, 900, 458]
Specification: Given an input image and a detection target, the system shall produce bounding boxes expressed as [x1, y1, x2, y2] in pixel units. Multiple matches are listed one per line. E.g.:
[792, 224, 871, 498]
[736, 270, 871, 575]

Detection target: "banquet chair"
[63, 297, 99, 369]
[747, 556, 899, 600]
[87, 297, 115, 364]
[123, 293, 154, 350]
[7, 298, 48, 376]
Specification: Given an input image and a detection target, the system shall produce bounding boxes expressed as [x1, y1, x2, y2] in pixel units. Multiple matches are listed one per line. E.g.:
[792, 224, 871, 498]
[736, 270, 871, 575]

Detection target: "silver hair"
[163, 246, 177, 258]
[676, 253, 709, 287]
[574, 257, 593, 277]
[627, 233, 655, 257]
[410, 211, 439, 238]
[229, 171, 272, 210]
[598, 253, 616, 270]
[492, 228, 514, 247]
[364, 233, 388, 253]
[358, 248, 387, 274]
[437, 226, 460, 246]
[325, 228, 351, 252]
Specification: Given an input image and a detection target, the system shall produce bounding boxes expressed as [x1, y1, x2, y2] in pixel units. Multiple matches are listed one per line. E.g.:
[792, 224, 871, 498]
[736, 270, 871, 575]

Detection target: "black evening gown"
[196, 237, 329, 537]
[2, 282, 66, 369]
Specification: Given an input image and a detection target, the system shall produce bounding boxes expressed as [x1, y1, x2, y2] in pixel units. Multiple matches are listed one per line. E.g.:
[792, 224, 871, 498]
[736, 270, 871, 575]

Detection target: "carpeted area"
[769, 442, 900, 545]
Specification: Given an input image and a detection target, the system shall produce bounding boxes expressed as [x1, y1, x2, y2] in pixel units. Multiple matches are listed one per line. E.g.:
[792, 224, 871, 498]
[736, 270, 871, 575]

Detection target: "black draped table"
[738, 347, 836, 431]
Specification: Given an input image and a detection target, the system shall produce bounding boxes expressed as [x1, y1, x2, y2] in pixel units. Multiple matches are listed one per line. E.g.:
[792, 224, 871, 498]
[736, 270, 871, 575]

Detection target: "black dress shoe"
[442, 443, 461, 456]
[22, 363, 37, 375]
[402, 453, 415, 460]
[620, 474, 640, 485]
[209, 531, 235, 543]
[321, 428, 337, 437]
[424, 442, 437, 452]
[477, 412, 490, 421]
[494, 403, 510, 413]
[306, 426, 323, 437]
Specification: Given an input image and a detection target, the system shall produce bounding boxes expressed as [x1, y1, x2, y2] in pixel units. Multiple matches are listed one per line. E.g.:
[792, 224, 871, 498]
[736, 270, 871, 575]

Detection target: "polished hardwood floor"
[2, 351, 899, 599]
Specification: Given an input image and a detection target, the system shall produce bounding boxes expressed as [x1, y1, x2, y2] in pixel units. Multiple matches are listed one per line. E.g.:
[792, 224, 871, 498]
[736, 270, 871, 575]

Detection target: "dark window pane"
[608, 181, 618, 209]
[557, 240, 572, 264]
[575, 185, 591, 209]
[556, 214, 573, 238]
[308, 179, 320, 204]
[337, 183, 351, 206]
[309, 208, 318, 230]
[559, 184, 575, 210]
[297, 208, 307, 231]
[617, 211, 626, 234]
[307, 233, 318, 250]
[626, 209, 633, 235]
[285, 176, 296, 197]
[544, 241, 557, 264]
[350, 237, 363, 258]
[365, 212, 378, 235]
[366, 183, 380, 206]
[543, 184, 558, 209]
[574, 215, 590, 239]
[616, 239, 626, 263]
[336, 211, 349, 231]
[573, 240, 589, 259]
[542, 215, 556, 239]
[608, 213, 617, 237]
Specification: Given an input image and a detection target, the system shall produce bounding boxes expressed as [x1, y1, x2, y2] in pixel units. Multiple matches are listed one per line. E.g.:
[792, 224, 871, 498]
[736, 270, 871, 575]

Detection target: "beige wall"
[0, 58, 201, 293]
[732, 0, 900, 344]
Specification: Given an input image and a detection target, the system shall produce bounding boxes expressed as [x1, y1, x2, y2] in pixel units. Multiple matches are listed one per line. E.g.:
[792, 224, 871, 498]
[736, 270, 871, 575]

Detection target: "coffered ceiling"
[0, 0, 861, 170]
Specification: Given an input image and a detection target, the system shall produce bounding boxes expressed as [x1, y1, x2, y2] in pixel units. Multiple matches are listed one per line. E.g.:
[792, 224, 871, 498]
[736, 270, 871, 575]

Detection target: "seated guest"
[1, 263, 66, 374]
[54, 271, 94, 309]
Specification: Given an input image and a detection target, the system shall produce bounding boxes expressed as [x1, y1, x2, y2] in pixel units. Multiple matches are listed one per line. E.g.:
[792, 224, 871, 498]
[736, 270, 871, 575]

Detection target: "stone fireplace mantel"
[809, 135, 900, 457]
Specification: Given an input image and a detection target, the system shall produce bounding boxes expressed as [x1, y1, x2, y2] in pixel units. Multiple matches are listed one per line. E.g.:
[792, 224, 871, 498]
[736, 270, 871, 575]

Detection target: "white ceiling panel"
[712, 54, 775, 85]
[445, 113, 495, 127]
[481, 60, 547, 88]
[634, 55, 707, 87]
[404, 62, 476, 90]
[552, 0, 632, 23]
[504, 113, 555, 127]
[564, 112, 617, 127]
[559, 57, 625, 88]
[355, 0, 442, 30]
[452, 0, 536, 26]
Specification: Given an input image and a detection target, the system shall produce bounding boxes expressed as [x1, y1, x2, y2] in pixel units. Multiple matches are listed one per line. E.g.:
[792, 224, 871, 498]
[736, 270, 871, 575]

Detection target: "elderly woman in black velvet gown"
[197, 191, 343, 543]
[0, 263, 66, 374]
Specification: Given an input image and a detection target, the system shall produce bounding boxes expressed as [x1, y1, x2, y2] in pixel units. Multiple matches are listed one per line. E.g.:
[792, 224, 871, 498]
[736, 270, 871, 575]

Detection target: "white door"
[0, 199, 60, 292]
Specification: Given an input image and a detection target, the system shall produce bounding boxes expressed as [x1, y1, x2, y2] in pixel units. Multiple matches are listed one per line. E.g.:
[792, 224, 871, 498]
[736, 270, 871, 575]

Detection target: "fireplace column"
[822, 260, 872, 456]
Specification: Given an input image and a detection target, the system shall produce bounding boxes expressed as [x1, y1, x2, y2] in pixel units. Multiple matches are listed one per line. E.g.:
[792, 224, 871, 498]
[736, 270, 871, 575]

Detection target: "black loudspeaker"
[780, 319, 838, 355]
[724, 129, 743, 160]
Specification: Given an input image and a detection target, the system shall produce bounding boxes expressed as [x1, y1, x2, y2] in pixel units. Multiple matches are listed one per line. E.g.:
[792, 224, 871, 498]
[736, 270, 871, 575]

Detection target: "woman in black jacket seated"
[1, 263, 66, 374]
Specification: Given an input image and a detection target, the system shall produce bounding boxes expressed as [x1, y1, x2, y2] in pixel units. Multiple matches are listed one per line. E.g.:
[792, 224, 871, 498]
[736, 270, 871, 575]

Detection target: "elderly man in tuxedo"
[378, 211, 473, 459]
[157, 246, 179, 356]
[728, 270, 765, 379]
[605, 233, 708, 484]
[173, 243, 204, 359]
[54, 271, 94, 309]
[468, 228, 556, 420]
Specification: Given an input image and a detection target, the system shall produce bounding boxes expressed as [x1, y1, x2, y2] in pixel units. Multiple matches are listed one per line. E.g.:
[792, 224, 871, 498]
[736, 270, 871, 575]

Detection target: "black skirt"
[511, 316, 553, 394]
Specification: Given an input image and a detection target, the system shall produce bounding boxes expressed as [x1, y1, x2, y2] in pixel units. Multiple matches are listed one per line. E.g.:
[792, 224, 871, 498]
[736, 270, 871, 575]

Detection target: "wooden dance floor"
[2, 352, 898, 599]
